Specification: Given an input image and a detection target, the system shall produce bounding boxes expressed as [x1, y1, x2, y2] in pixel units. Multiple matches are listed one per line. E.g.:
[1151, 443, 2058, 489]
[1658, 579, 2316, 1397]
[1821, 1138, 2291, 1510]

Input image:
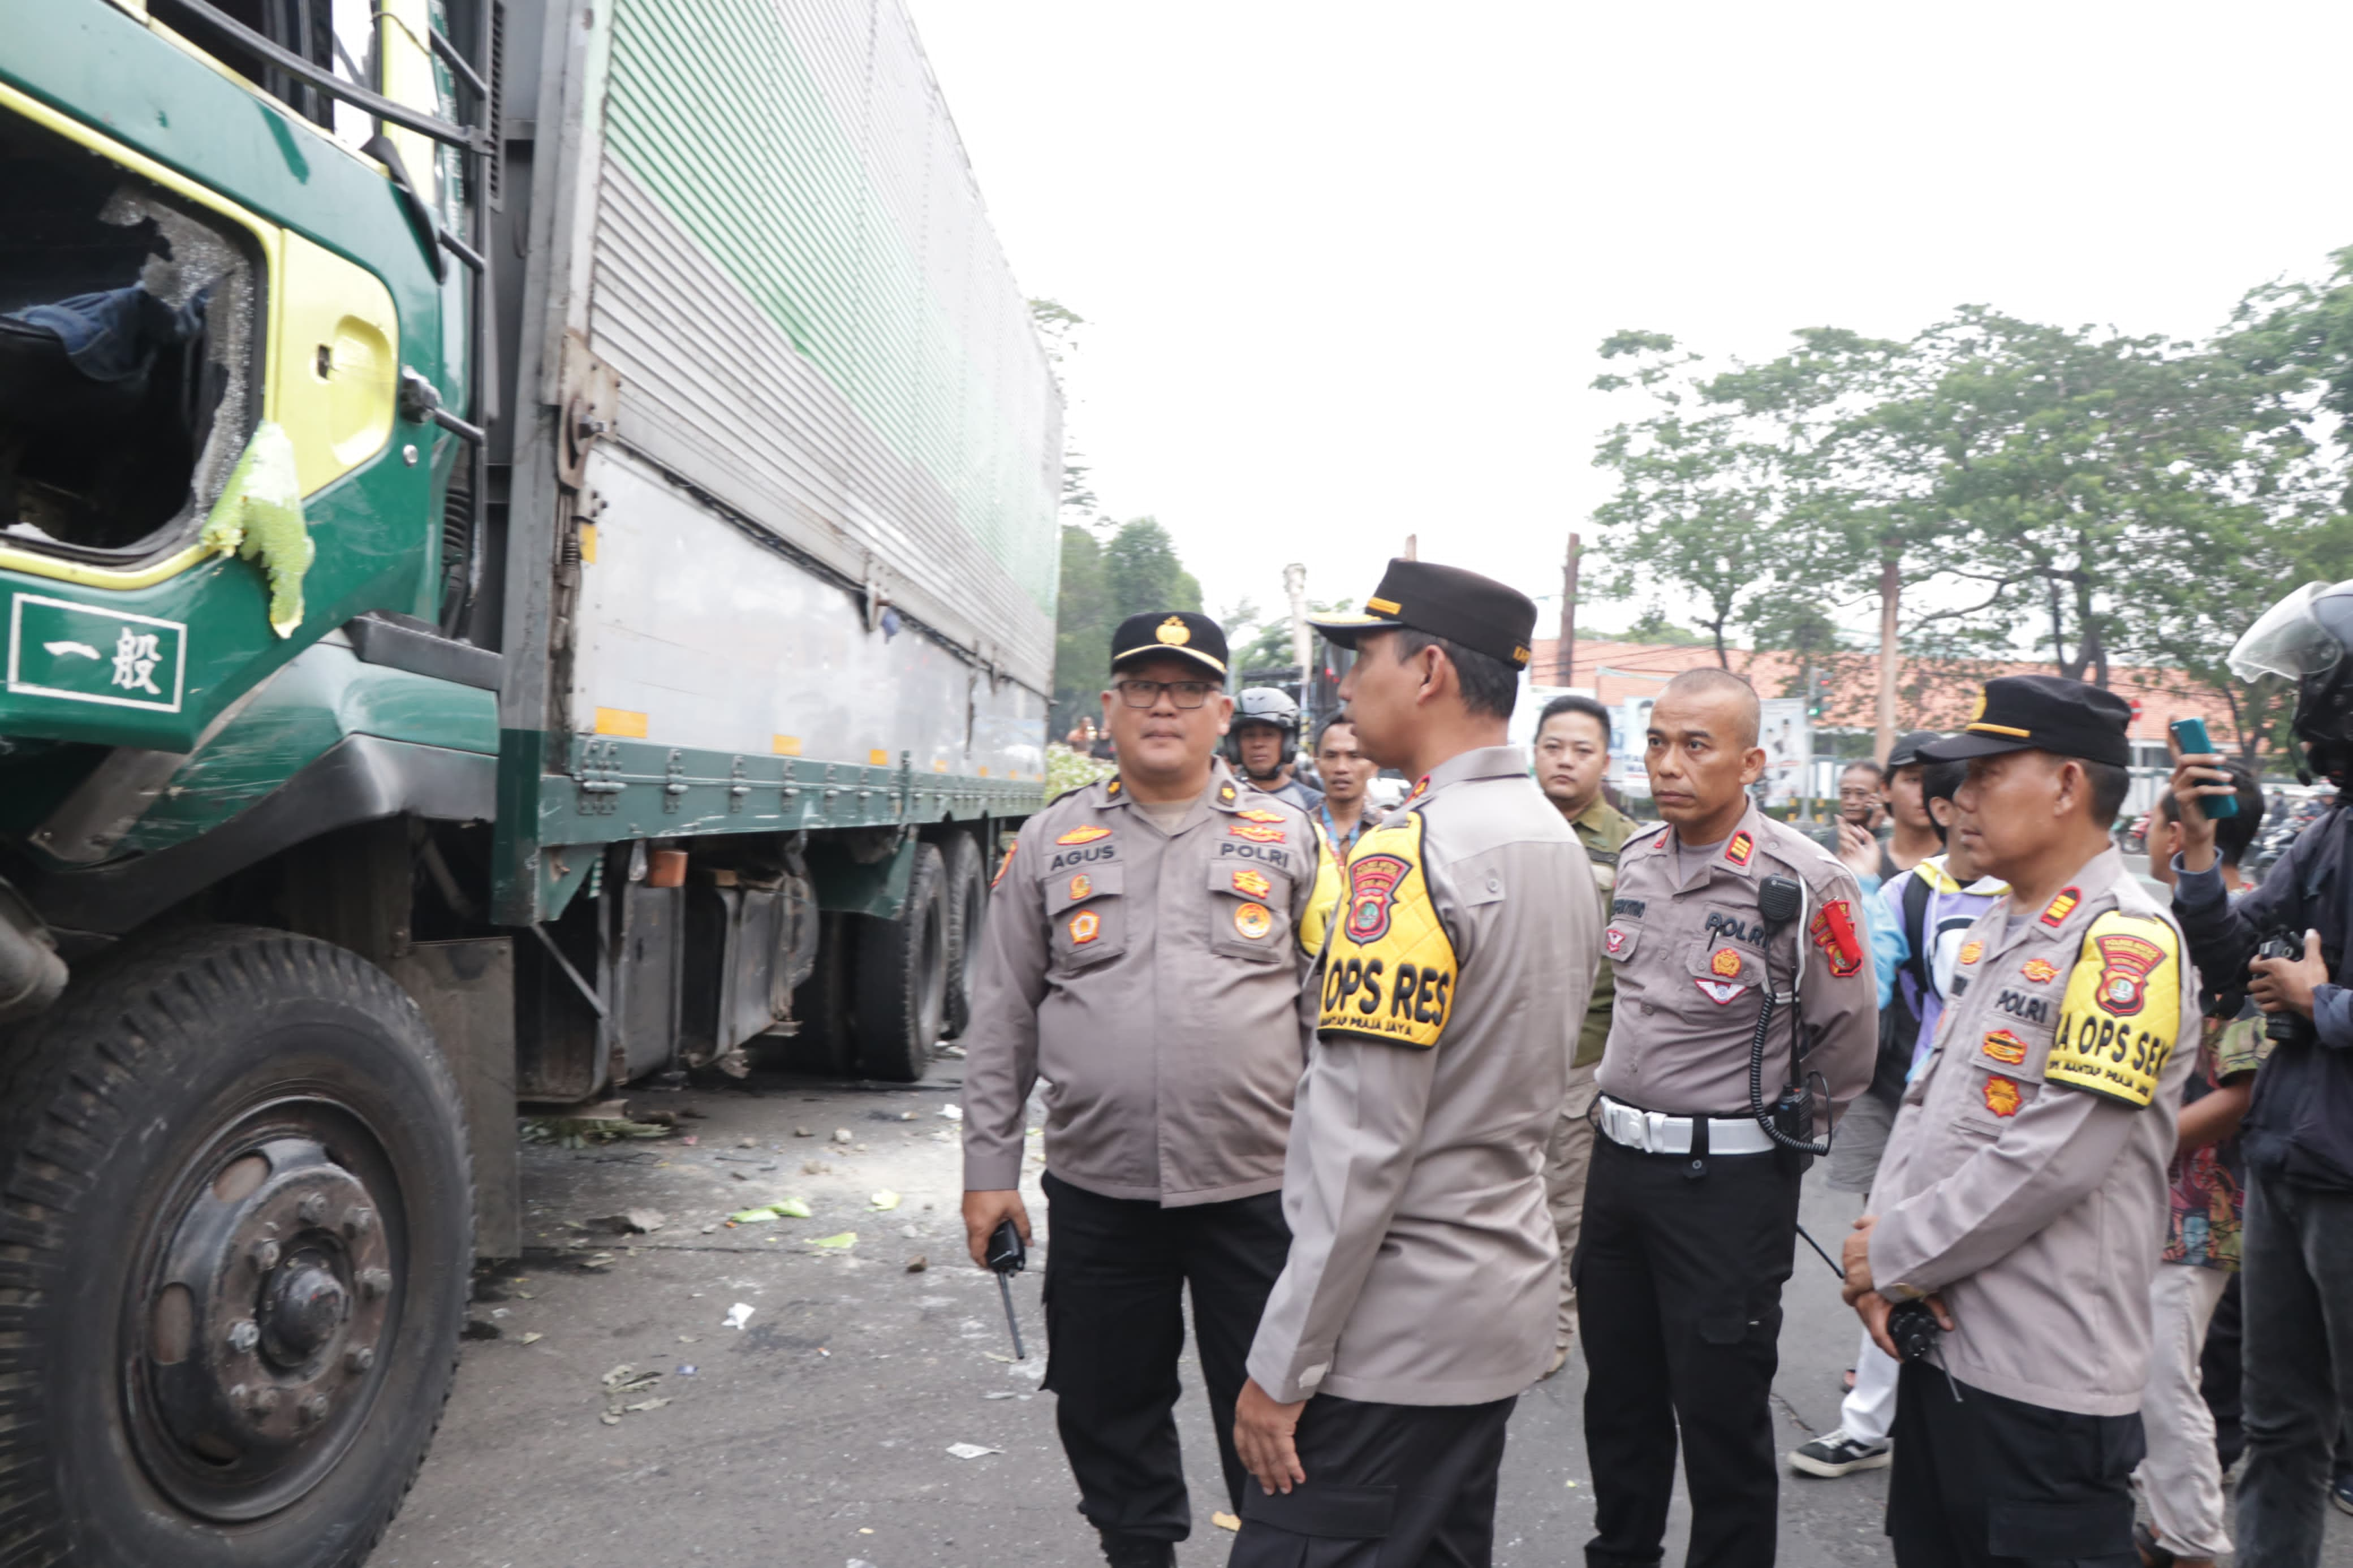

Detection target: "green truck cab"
[0, 2, 1060, 1560]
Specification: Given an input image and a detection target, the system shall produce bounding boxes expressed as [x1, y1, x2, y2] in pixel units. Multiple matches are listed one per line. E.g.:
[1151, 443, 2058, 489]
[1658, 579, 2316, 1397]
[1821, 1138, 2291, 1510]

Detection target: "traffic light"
[1806, 668, 1831, 719]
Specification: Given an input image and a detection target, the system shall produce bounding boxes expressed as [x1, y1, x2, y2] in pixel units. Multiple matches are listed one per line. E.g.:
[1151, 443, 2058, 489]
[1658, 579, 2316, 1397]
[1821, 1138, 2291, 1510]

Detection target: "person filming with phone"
[2166, 580, 2353, 1567]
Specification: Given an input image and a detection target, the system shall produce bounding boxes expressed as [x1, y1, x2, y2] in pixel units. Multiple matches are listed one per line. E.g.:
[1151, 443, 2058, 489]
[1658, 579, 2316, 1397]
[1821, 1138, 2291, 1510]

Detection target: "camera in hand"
[2255, 931, 2318, 1046]
[1885, 1299, 1943, 1363]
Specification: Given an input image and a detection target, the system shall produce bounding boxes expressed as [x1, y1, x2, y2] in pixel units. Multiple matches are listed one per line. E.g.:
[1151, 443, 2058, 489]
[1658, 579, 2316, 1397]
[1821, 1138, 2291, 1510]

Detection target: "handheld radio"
[1749, 872, 1835, 1159]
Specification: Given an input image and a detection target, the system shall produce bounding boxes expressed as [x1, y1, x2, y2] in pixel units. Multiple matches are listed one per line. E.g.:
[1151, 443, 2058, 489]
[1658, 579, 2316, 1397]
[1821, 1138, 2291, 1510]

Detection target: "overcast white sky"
[906, 1, 2353, 644]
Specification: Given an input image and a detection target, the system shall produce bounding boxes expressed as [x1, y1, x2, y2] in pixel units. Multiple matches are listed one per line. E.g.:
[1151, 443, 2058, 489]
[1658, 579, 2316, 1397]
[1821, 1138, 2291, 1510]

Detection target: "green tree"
[1101, 517, 1202, 619]
[1051, 525, 1111, 728]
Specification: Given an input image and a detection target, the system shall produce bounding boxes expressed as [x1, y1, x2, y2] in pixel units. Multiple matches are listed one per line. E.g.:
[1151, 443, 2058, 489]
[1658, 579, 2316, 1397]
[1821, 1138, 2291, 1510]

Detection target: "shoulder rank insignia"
[2039, 885, 2082, 927]
[1218, 781, 1236, 804]
[2045, 910, 2181, 1108]
[1057, 825, 1113, 846]
[1725, 831, 1755, 867]
[1229, 822, 1285, 843]
[1237, 808, 1285, 823]
[1317, 812, 1458, 1051]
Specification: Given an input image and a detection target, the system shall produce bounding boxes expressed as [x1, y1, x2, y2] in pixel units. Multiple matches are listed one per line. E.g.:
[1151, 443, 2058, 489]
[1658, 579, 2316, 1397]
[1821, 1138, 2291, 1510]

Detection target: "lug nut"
[251, 1239, 281, 1272]
[226, 1319, 260, 1354]
[298, 1393, 330, 1427]
[342, 1207, 375, 1239]
[358, 1269, 391, 1301]
[344, 1346, 375, 1373]
[250, 1386, 281, 1415]
[296, 1194, 327, 1225]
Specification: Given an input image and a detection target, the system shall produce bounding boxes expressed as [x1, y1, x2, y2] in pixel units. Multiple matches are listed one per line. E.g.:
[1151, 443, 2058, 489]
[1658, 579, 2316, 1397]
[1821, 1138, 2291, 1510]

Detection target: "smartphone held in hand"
[2168, 718, 2238, 819]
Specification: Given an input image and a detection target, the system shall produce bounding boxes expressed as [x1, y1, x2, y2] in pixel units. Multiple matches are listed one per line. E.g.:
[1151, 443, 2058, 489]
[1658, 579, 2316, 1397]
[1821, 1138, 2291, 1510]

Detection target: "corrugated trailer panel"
[591, 0, 1058, 697]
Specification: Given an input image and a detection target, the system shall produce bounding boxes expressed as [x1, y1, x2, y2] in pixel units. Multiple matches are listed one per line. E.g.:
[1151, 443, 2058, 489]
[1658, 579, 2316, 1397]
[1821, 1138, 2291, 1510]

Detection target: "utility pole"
[1557, 532, 1580, 687]
[1876, 552, 1900, 764]
[1282, 562, 1311, 691]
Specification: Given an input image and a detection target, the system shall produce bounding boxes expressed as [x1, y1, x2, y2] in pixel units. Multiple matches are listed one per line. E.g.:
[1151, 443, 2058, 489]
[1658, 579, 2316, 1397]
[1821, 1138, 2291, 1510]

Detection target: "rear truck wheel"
[0, 926, 472, 1568]
[941, 832, 987, 1039]
[852, 841, 948, 1082]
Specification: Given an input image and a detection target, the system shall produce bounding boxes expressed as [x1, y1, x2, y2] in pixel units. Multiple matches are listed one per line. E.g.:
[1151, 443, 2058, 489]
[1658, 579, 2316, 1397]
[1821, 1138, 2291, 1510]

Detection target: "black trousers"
[1227, 1394, 1516, 1567]
[1039, 1169, 1290, 1543]
[1576, 1134, 1800, 1567]
[1886, 1360, 2142, 1567]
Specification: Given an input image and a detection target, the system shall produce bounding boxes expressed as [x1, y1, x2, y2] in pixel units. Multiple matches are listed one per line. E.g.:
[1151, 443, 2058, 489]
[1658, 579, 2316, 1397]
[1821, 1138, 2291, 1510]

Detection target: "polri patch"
[1983, 1075, 2023, 1117]
[1807, 900, 1863, 977]
[1232, 867, 1273, 899]
[1981, 1029, 2029, 1065]
[2091, 931, 2165, 1016]
[1725, 831, 1756, 867]
[1057, 825, 1113, 846]
[1233, 902, 1273, 940]
[1229, 823, 1286, 844]
[2039, 886, 2082, 928]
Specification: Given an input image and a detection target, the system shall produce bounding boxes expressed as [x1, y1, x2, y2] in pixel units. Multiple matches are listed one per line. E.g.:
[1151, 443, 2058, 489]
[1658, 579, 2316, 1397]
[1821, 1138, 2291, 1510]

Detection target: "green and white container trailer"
[0, 0, 1058, 1558]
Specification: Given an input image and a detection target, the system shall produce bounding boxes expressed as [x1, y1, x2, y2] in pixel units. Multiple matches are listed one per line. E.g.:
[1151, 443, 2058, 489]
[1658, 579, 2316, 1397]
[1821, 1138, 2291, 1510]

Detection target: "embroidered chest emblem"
[1233, 902, 1273, 940]
[1237, 808, 1285, 823]
[1069, 911, 1101, 945]
[1231, 868, 1272, 899]
[1709, 947, 1743, 978]
[1981, 1029, 2029, 1065]
[1229, 823, 1285, 844]
[1057, 825, 1112, 846]
[2020, 958, 2058, 984]
[1959, 940, 1984, 965]
[1693, 978, 1749, 1005]
[1068, 873, 1093, 901]
[1983, 1075, 2023, 1117]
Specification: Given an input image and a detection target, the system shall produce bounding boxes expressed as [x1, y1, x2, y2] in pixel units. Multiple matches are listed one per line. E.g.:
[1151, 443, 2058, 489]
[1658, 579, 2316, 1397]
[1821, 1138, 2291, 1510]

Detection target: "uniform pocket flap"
[1239, 1480, 1396, 1539]
[1042, 861, 1123, 916]
[1208, 859, 1291, 906]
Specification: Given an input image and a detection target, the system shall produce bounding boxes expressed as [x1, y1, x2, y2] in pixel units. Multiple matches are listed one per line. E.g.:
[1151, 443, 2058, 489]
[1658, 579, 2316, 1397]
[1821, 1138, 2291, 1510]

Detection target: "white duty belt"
[1597, 1094, 1777, 1157]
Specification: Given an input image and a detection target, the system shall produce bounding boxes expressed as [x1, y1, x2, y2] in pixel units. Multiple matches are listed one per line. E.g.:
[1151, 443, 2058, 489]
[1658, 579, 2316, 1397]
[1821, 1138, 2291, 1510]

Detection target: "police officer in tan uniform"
[1843, 677, 2201, 1567]
[1582, 666, 1878, 1568]
[1228, 560, 1597, 1566]
[960, 610, 1317, 1568]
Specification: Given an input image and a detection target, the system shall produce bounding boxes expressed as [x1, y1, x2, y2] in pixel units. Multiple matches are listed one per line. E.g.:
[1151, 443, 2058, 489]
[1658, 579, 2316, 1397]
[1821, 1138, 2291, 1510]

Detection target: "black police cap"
[1917, 676, 2132, 768]
[1306, 559, 1539, 671]
[1886, 730, 1944, 770]
[1109, 610, 1228, 679]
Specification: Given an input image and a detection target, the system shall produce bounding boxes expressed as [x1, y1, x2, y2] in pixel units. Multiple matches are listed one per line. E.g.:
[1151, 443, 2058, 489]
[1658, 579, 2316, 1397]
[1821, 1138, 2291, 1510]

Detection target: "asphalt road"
[373, 1045, 2353, 1567]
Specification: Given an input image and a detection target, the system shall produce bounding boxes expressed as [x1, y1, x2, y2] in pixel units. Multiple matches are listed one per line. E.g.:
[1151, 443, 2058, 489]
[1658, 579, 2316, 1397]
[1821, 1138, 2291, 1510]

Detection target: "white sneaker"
[1788, 1427, 1892, 1478]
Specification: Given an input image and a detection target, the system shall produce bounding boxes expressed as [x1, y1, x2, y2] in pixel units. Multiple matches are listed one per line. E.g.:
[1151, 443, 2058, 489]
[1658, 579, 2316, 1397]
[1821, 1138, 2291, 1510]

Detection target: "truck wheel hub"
[129, 1117, 397, 1521]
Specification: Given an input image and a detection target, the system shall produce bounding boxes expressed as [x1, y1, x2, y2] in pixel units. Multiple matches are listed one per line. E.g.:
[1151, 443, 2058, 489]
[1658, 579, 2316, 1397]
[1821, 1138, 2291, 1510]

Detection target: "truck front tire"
[0, 927, 472, 1567]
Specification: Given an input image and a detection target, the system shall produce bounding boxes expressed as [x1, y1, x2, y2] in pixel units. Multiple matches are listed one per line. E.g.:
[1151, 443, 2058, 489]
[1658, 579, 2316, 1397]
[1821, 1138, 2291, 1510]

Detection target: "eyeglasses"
[1115, 679, 1218, 710]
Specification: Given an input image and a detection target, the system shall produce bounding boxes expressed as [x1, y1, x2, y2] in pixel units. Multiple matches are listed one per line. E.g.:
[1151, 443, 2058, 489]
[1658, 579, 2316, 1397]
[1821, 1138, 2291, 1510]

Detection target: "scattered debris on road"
[723, 1303, 755, 1330]
[945, 1442, 1002, 1460]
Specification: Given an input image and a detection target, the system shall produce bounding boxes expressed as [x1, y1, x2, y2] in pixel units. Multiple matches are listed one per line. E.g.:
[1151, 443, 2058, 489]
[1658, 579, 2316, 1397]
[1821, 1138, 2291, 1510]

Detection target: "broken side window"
[0, 113, 261, 559]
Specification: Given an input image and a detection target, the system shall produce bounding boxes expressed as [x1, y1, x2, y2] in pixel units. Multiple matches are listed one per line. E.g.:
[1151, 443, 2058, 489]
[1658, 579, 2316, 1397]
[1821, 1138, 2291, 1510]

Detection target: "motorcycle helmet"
[1231, 687, 1301, 736]
[2229, 580, 2353, 785]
